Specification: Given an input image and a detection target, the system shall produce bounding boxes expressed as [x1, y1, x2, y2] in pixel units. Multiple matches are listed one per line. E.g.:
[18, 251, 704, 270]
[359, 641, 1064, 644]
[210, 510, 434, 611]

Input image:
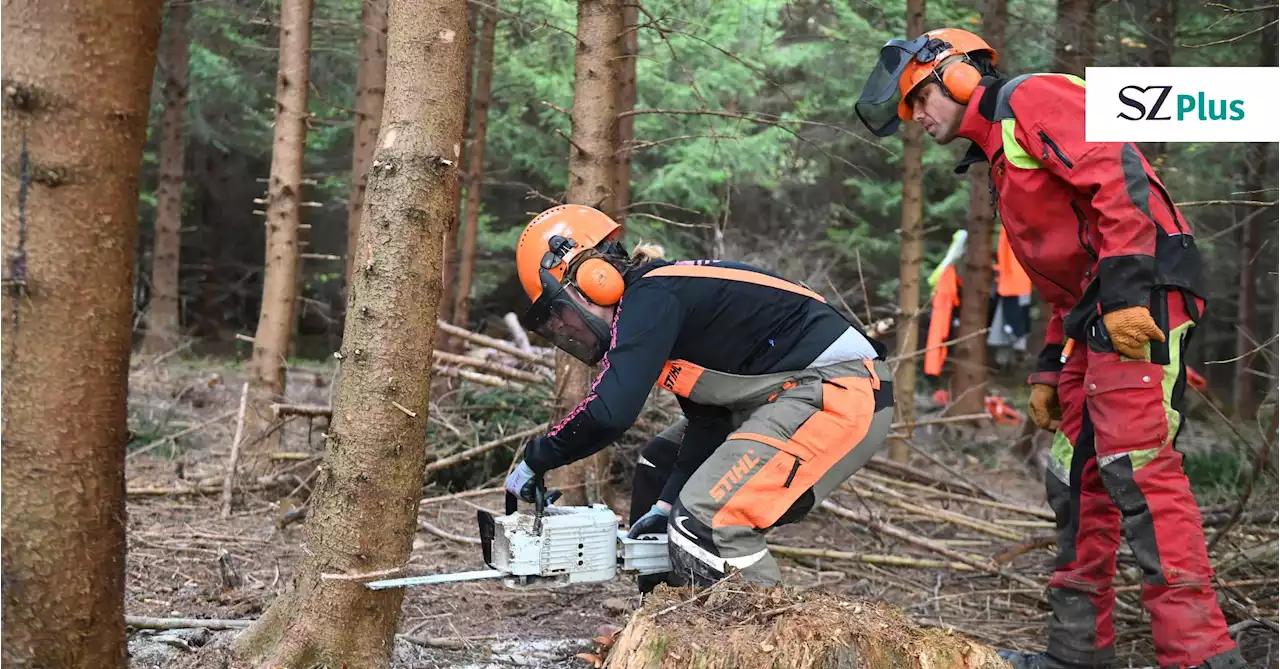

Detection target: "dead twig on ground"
[221, 382, 249, 519]
[820, 500, 1042, 590]
[424, 423, 549, 476]
[128, 409, 238, 460]
[125, 616, 253, 630]
[419, 519, 482, 545]
[436, 320, 552, 369]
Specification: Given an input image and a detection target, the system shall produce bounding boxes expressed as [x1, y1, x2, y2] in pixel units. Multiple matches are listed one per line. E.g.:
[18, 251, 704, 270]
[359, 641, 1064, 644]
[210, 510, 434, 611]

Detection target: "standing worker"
[503, 204, 894, 589]
[853, 28, 1244, 669]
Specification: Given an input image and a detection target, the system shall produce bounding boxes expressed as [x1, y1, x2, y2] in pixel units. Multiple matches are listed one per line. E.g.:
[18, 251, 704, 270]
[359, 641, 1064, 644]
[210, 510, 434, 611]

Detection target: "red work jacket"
[954, 73, 1206, 384]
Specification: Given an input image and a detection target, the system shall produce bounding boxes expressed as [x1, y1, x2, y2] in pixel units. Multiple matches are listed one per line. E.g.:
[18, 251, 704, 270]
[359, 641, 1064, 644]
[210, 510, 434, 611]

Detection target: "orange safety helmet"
[514, 204, 625, 365]
[855, 28, 998, 137]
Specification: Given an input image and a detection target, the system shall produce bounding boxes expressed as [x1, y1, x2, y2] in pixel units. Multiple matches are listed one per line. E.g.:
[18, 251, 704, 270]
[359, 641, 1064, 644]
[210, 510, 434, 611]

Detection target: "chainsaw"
[364, 484, 671, 591]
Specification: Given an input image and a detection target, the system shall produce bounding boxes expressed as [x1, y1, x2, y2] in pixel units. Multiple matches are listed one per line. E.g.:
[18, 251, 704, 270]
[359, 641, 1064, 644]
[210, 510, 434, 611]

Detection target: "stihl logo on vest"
[710, 449, 761, 502]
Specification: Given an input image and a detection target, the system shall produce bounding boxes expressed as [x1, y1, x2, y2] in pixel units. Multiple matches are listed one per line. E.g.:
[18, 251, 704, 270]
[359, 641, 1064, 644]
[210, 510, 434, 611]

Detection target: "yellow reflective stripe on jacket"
[1000, 73, 1086, 171]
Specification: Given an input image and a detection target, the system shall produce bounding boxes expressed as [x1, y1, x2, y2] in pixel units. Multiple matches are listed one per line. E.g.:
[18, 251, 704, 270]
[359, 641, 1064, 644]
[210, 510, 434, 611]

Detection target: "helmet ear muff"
[940, 57, 982, 104]
[573, 257, 625, 306]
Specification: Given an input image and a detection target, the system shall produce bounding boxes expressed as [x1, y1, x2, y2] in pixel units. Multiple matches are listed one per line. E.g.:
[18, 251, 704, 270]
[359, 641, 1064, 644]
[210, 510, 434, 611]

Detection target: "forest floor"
[123, 353, 1279, 669]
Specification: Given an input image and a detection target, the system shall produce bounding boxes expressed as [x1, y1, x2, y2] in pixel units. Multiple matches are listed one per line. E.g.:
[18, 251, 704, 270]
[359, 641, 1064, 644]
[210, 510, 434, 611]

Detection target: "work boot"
[1166, 648, 1251, 669]
[997, 650, 1109, 669]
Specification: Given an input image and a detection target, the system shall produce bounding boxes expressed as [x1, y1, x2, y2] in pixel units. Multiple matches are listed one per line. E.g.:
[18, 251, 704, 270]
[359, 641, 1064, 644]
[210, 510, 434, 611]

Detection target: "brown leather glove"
[1028, 383, 1062, 432]
[1102, 306, 1166, 360]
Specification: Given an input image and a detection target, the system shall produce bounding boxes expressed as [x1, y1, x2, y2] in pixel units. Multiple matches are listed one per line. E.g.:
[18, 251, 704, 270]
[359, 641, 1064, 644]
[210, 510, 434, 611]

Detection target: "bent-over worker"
[503, 204, 894, 589]
[854, 27, 1244, 669]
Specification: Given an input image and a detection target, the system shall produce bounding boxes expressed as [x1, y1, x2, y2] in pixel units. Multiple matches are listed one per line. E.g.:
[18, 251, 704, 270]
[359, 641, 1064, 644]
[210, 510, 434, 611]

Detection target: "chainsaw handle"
[505, 491, 518, 515]
[503, 482, 562, 517]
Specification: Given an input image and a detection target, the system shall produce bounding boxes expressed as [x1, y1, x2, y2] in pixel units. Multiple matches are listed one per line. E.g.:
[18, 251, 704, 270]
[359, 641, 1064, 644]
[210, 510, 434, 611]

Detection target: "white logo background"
[1084, 67, 1280, 143]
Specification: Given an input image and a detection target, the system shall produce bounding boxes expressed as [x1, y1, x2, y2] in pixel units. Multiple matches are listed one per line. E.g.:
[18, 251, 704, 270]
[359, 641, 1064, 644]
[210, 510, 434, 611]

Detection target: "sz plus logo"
[1116, 85, 1244, 122]
[1086, 67, 1280, 142]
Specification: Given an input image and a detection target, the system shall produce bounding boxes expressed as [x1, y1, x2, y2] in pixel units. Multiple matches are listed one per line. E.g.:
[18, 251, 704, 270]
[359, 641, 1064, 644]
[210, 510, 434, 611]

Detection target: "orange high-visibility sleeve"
[996, 226, 1033, 297]
[925, 265, 960, 377]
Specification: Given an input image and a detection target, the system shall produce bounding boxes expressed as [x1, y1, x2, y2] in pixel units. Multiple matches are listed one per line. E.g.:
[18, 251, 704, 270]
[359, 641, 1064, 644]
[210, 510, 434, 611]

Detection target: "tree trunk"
[231, 0, 467, 665]
[439, 4, 475, 333]
[141, 0, 191, 354]
[889, 0, 926, 464]
[613, 2, 639, 229]
[602, 584, 1010, 669]
[244, 0, 313, 476]
[949, 0, 1004, 420]
[549, 0, 624, 506]
[1232, 16, 1276, 419]
[344, 0, 388, 300]
[951, 173, 993, 417]
[452, 0, 498, 329]
[1053, 0, 1096, 78]
[1143, 0, 1176, 164]
[1, 0, 163, 667]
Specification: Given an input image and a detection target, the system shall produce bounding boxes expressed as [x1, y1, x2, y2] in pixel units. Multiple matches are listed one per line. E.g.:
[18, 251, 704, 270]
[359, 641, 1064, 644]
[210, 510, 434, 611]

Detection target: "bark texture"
[613, 2, 639, 229]
[1232, 16, 1277, 418]
[890, 0, 926, 464]
[0, 0, 164, 666]
[1143, 0, 1176, 164]
[950, 0, 1005, 419]
[603, 585, 1010, 669]
[244, 0, 313, 476]
[1053, 0, 1096, 78]
[439, 5, 475, 333]
[452, 0, 498, 329]
[142, 0, 191, 354]
[345, 0, 388, 296]
[231, 0, 468, 665]
[548, 0, 625, 507]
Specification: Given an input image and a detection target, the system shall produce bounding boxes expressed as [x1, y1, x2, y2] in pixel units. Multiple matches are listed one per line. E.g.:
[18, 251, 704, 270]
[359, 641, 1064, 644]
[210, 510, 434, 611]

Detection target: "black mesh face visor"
[522, 268, 612, 366]
[855, 35, 933, 138]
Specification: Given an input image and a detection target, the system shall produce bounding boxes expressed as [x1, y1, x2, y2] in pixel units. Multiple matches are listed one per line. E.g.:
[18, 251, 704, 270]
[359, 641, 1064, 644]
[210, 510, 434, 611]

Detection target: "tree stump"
[600, 581, 1010, 669]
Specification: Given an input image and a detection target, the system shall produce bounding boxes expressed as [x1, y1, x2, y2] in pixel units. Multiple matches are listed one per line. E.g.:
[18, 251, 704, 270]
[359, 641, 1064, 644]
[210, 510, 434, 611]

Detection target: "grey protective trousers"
[650, 357, 894, 587]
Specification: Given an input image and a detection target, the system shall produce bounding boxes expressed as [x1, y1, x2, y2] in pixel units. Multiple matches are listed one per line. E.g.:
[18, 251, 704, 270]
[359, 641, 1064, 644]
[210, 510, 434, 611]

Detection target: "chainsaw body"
[478, 503, 670, 589]
[364, 488, 671, 591]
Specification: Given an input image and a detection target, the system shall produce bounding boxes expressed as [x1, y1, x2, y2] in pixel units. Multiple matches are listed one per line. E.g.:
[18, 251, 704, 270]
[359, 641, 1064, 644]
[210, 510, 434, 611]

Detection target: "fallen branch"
[861, 471, 1055, 521]
[125, 616, 253, 631]
[1175, 199, 1277, 207]
[434, 350, 547, 385]
[398, 633, 499, 650]
[888, 328, 990, 364]
[433, 365, 528, 390]
[502, 312, 534, 353]
[127, 409, 238, 460]
[220, 382, 250, 519]
[424, 423, 549, 475]
[768, 544, 978, 572]
[821, 500, 1042, 590]
[856, 483, 1026, 542]
[419, 519, 481, 545]
[863, 456, 988, 497]
[892, 413, 992, 431]
[445, 319, 528, 359]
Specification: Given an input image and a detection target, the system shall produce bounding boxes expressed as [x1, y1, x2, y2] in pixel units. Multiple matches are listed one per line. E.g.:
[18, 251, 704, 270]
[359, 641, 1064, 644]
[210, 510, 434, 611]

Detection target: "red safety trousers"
[1043, 292, 1236, 669]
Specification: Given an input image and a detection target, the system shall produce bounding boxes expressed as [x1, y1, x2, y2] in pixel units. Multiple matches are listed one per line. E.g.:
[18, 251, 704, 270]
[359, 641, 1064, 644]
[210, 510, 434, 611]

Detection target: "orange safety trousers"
[662, 357, 894, 586]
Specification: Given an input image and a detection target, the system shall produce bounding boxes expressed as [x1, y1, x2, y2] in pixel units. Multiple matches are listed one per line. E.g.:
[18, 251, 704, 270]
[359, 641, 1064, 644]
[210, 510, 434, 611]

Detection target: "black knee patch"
[667, 499, 725, 588]
[773, 488, 815, 527]
[629, 436, 680, 525]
